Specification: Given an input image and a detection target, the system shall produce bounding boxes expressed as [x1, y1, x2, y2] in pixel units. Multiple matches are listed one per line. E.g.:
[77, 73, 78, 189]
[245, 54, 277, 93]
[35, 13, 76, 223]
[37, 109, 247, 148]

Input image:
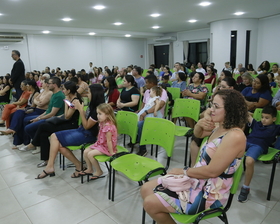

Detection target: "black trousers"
[31, 121, 78, 161]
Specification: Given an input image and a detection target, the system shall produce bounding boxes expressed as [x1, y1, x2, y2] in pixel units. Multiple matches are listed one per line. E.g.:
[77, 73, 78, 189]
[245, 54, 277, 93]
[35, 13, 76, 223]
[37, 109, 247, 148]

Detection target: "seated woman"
[204, 65, 216, 88]
[267, 72, 276, 88]
[116, 75, 140, 112]
[160, 66, 172, 81]
[104, 76, 120, 110]
[214, 70, 232, 92]
[257, 60, 270, 75]
[76, 73, 89, 97]
[171, 72, 187, 93]
[141, 89, 247, 222]
[181, 72, 208, 128]
[6, 79, 53, 148]
[0, 76, 12, 124]
[35, 84, 105, 179]
[238, 72, 253, 92]
[1, 80, 31, 128]
[241, 74, 272, 111]
[23, 81, 83, 165]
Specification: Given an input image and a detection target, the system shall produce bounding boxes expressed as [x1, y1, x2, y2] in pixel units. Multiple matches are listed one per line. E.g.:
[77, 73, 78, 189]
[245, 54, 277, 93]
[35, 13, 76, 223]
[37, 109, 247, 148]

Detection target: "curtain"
[183, 41, 189, 63]
[148, 44, 154, 65]
[207, 38, 210, 64]
[168, 42, 174, 67]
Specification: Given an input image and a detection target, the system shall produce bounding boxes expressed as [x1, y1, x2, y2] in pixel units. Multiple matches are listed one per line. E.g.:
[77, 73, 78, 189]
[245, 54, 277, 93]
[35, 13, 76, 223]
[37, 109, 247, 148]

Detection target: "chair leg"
[62, 155, 65, 171]
[184, 136, 189, 166]
[108, 164, 112, 200]
[130, 145, 134, 153]
[112, 169, 116, 201]
[59, 153, 62, 168]
[151, 144, 154, 156]
[105, 162, 110, 171]
[81, 148, 84, 184]
[155, 145, 158, 158]
[142, 208, 146, 224]
[123, 134, 126, 147]
[267, 159, 277, 200]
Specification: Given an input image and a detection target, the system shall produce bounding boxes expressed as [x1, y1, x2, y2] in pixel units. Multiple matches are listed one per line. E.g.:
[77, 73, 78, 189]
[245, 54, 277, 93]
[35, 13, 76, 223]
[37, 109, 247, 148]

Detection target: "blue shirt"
[135, 76, 145, 89]
[247, 119, 280, 152]
[241, 87, 272, 102]
[171, 81, 186, 92]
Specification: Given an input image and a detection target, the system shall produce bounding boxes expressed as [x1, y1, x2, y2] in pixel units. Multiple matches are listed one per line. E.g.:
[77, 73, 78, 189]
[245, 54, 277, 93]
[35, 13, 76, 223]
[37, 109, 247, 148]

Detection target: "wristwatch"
[183, 166, 189, 176]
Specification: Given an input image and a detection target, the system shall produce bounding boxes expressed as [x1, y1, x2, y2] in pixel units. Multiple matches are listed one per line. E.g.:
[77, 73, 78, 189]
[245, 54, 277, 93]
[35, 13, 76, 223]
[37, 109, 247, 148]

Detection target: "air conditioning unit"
[0, 34, 24, 42]
[153, 36, 177, 42]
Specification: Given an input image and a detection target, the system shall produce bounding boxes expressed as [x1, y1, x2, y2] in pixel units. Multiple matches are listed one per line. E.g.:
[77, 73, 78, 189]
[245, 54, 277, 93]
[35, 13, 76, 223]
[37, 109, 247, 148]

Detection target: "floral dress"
[154, 133, 242, 215]
[90, 122, 118, 156]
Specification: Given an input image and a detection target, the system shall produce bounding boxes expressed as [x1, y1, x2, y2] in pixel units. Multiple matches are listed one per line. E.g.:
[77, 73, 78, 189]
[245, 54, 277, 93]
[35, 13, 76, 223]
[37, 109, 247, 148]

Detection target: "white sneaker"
[32, 148, 41, 154]
[19, 145, 36, 152]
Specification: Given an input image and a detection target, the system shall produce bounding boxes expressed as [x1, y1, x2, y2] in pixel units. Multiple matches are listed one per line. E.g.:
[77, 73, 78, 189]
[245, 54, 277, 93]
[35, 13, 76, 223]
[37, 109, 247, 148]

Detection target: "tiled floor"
[0, 128, 280, 224]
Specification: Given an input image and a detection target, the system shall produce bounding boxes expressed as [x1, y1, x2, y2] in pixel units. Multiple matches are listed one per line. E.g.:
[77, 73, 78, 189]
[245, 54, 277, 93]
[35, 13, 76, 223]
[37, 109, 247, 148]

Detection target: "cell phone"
[63, 99, 75, 108]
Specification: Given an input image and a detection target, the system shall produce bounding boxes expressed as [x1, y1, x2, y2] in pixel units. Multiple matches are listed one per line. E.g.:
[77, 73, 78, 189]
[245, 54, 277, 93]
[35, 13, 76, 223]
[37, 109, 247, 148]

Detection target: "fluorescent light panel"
[93, 5, 105, 10]
[152, 26, 160, 29]
[42, 30, 50, 34]
[199, 2, 211, 6]
[89, 32, 96, 35]
[125, 34, 131, 37]
[234, 11, 245, 15]
[62, 17, 72, 22]
[188, 19, 197, 23]
[150, 13, 160, 17]
[114, 22, 122, 25]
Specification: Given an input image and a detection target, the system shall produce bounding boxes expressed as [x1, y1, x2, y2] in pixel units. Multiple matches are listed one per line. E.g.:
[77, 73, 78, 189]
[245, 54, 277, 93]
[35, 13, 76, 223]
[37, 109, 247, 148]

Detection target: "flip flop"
[89, 175, 105, 181]
[71, 169, 83, 178]
[79, 171, 93, 176]
[35, 170, 55, 179]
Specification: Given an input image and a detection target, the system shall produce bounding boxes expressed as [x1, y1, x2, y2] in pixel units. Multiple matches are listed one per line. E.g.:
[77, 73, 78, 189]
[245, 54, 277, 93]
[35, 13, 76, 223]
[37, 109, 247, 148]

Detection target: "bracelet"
[183, 166, 189, 176]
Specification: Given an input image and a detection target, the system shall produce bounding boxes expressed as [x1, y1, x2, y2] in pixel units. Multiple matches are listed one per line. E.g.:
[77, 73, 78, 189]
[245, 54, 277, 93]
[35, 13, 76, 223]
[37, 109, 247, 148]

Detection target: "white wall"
[257, 15, 280, 66]
[0, 35, 147, 74]
[210, 19, 259, 73]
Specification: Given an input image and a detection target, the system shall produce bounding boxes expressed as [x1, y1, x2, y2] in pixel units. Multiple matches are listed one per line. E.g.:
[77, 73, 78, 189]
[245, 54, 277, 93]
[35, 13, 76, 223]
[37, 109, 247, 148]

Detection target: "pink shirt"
[143, 88, 168, 115]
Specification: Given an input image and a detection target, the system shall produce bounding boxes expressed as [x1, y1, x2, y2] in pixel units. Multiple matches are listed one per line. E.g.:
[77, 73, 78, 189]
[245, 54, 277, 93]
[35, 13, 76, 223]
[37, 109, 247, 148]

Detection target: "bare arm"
[117, 95, 140, 109]
[106, 131, 114, 155]
[182, 89, 207, 100]
[34, 91, 52, 107]
[194, 108, 215, 138]
[0, 86, 10, 96]
[153, 99, 161, 117]
[64, 99, 78, 120]
[30, 92, 40, 107]
[245, 98, 270, 111]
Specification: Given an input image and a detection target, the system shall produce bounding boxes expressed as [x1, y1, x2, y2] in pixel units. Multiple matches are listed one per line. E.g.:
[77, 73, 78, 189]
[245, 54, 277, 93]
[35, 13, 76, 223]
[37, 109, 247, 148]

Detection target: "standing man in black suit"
[11, 50, 25, 100]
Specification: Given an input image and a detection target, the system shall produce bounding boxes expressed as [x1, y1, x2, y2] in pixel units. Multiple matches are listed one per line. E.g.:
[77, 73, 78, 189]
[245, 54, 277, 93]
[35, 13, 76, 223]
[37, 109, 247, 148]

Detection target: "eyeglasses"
[209, 102, 224, 110]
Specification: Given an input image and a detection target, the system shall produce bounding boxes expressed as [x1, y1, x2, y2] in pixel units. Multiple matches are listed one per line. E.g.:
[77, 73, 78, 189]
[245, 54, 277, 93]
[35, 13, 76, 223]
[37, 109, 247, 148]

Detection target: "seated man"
[137, 74, 168, 156]
[238, 105, 280, 203]
[20, 76, 65, 151]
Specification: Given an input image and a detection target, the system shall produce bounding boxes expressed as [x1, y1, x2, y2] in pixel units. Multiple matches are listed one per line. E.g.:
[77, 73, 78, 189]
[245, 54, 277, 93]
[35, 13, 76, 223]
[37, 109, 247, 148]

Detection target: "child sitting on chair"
[138, 86, 162, 121]
[238, 105, 280, 203]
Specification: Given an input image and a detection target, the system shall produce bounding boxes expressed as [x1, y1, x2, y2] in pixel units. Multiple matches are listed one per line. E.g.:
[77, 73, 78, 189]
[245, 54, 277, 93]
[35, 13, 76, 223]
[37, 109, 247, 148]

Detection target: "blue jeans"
[24, 119, 46, 141]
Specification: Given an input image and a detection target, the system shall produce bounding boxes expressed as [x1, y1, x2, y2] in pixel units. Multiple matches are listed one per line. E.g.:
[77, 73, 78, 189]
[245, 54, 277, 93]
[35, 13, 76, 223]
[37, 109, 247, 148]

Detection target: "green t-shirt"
[116, 77, 124, 93]
[45, 91, 65, 115]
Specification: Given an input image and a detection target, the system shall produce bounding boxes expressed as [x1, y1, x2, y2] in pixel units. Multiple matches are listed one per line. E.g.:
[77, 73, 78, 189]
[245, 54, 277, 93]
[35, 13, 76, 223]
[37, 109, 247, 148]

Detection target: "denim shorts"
[246, 142, 266, 161]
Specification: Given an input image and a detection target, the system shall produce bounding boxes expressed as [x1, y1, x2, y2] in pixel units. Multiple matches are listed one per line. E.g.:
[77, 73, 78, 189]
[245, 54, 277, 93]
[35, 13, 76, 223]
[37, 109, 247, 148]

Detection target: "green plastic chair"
[272, 88, 279, 97]
[167, 87, 181, 100]
[115, 111, 138, 152]
[171, 98, 201, 166]
[233, 73, 240, 81]
[110, 117, 176, 201]
[249, 108, 280, 200]
[170, 157, 244, 224]
[204, 83, 213, 106]
[142, 69, 148, 77]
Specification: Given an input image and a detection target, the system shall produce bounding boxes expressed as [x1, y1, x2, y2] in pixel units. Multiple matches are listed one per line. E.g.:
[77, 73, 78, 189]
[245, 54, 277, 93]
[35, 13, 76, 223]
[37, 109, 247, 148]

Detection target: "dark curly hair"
[213, 89, 247, 129]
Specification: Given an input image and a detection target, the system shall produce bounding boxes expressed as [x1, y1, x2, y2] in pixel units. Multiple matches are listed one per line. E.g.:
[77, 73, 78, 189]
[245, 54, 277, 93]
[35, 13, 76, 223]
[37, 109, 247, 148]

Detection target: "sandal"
[35, 170, 55, 179]
[79, 170, 93, 176]
[71, 169, 82, 178]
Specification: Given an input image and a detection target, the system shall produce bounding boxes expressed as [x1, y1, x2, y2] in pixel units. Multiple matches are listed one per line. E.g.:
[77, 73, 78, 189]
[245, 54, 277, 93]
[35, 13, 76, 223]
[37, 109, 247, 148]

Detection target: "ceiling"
[0, 0, 280, 38]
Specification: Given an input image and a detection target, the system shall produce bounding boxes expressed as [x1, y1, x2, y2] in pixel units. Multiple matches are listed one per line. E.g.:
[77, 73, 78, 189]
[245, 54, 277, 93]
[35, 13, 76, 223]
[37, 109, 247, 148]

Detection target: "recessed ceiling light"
[93, 5, 105, 10]
[152, 26, 160, 29]
[199, 2, 211, 6]
[125, 34, 131, 37]
[114, 22, 122, 26]
[62, 17, 72, 22]
[150, 13, 161, 17]
[89, 32, 96, 35]
[188, 19, 197, 23]
[42, 30, 50, 34]
[234, 11, 245, 16]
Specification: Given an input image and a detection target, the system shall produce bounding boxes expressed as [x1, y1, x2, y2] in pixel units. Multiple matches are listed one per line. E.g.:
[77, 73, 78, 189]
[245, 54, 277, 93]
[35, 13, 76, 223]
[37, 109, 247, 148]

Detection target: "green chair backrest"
[269, 62, 277, 72]
[233, 73, 240, 81]
[140, 117, 175, 157]
[272, 88, 279, 97]
[230, 157, 244, 194]
[252, 74, 258, 79]
[142, 69, 148, 77]
[138, 94, 143, 110]
[171, 98, 200, 122]
[253, 108, 280, 125]
[164, 99, 169, 118]
[78, 106, 88, 125]
[116, 111, 138, 144]
[167, 87, 181, 100]
[204, 83, 212, 93]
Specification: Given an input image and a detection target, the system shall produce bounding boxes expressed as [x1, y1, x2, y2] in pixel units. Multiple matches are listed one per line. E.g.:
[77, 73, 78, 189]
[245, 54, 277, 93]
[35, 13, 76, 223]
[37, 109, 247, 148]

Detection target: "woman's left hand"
[167, 168, 184, 175]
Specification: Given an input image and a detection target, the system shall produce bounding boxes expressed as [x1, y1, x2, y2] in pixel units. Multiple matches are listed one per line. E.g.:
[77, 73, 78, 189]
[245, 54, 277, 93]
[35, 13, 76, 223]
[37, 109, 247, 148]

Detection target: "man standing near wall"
[11, 50, 25, 100]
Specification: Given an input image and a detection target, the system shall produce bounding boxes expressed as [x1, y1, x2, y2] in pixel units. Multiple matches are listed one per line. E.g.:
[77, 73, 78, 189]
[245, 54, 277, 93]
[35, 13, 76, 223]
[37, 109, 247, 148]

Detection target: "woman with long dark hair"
[35, 84, 105, 178]
[116, 75, 140, 112]
[241, 74, 272, 111]
[0, 76, 12, 125]
[104, 76, 120, 109]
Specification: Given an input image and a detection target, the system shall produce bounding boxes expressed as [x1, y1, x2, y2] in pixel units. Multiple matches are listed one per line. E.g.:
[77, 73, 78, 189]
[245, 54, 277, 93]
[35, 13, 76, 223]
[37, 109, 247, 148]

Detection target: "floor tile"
[0, 188, 22, 219]
[25, 190, 100, 224]
[0, 175, 8, 190]
[0, 210, 32, 224]
[261, 209, 280, 224]
[79, 212, 117, 224]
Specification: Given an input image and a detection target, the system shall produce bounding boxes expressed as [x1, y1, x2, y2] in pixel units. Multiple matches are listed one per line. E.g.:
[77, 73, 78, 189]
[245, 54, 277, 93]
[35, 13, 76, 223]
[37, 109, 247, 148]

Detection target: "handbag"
[160, 174, 199, 192]
[45, 115, 68, 125]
